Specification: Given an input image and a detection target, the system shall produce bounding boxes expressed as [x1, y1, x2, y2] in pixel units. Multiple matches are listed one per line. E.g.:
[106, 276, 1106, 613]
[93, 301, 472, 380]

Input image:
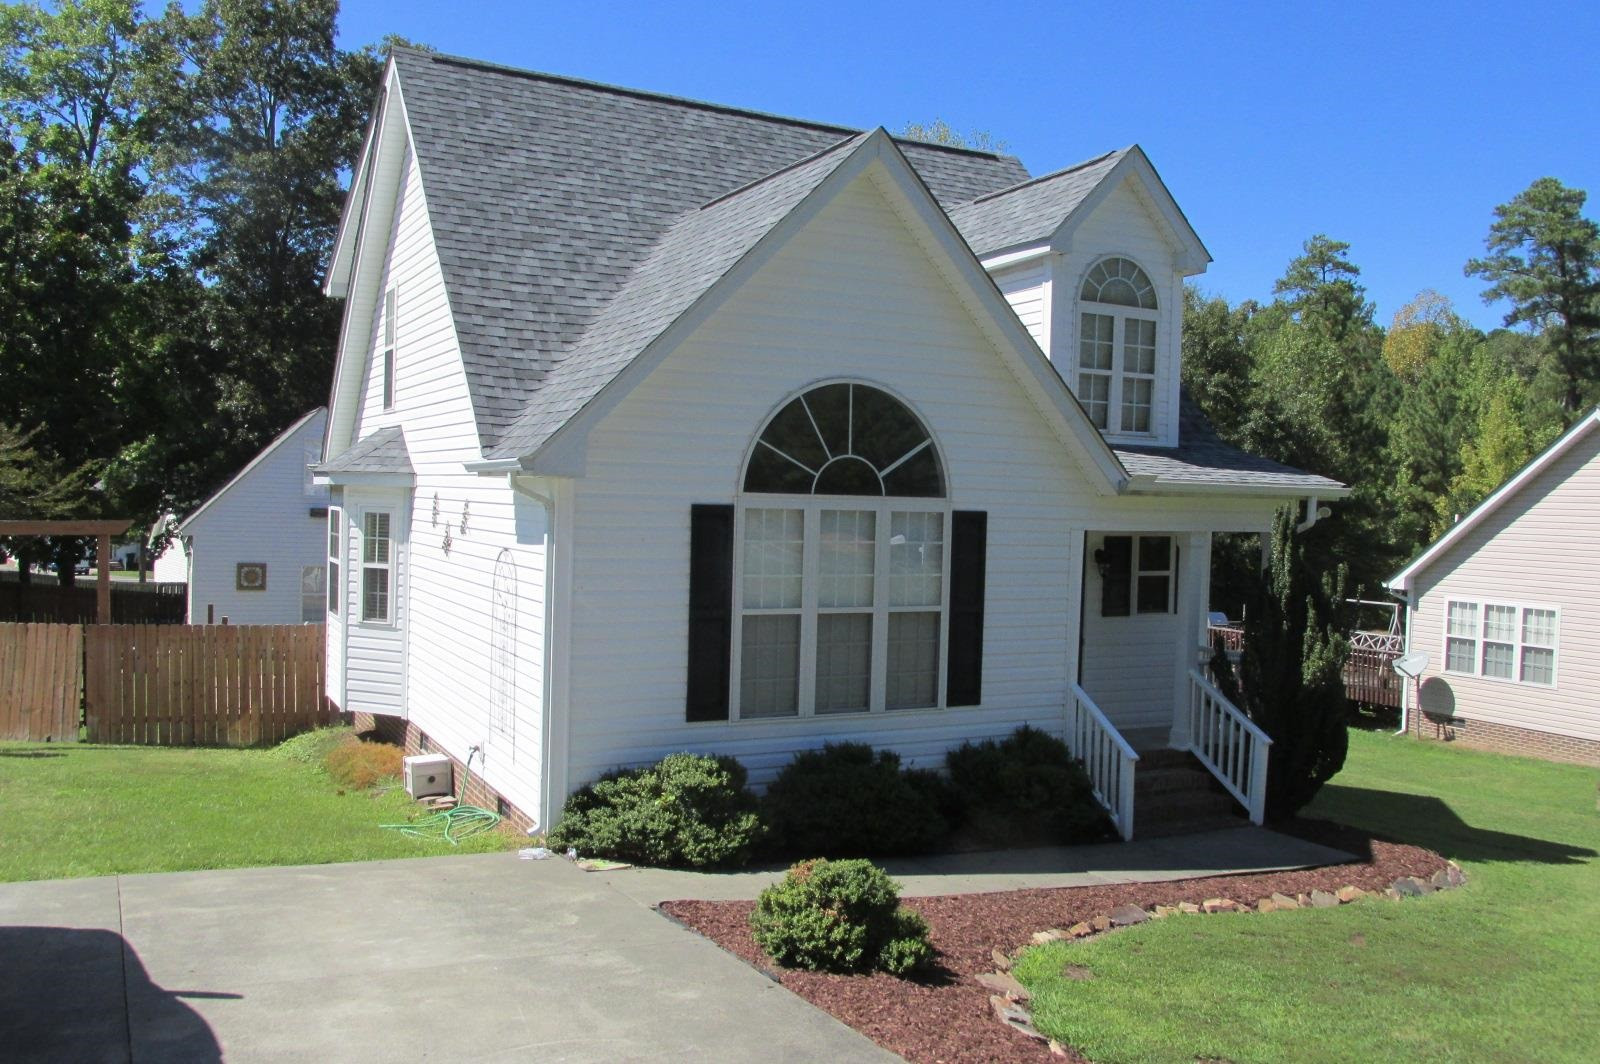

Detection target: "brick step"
[1136, 786, 1239, 822]
[1135, 764, 1221, 797]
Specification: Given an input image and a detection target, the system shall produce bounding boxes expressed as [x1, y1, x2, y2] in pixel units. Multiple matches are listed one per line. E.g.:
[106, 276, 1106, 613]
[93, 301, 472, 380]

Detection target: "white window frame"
[300, 565, 326, 624]
[729, 497, 952, 721]
[1441, 598, 1559, 688]
[381, 287, 396, 411]
[326, 506, 341, 617]
[1076, 256, 1160, 438]
[360, 509, 396, 626]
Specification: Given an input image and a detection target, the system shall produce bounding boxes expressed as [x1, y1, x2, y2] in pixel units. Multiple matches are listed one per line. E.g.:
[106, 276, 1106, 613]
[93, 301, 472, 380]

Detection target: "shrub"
[761, 742, 949, 858]
[323, 736, 404, 790]
[546, 753, 762, 868]
[750, 858, 934, 975]
[271, 725, 354, 764]
[944, 725, 1111, 846]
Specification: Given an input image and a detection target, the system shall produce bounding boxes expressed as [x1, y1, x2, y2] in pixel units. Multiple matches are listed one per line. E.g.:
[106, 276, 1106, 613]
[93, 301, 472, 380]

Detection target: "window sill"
[1440, 668, 1556, 691]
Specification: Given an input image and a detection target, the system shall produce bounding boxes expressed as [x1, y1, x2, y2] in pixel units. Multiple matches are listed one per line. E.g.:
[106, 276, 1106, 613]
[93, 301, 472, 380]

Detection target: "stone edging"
[979, 862, 1468, 1053]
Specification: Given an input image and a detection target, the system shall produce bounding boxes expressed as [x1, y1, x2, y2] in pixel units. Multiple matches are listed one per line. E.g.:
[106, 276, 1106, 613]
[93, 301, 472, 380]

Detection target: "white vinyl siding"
[1410, 427, 1600, 742]
[565, 173, 1282, 788]
[180, 409, 329, 626]
[337, 143, 549, 822]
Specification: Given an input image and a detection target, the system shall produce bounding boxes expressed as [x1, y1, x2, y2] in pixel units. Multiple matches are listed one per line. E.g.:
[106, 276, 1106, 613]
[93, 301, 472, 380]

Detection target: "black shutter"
[686, 504, 734, 721]
[1099, 535, 1132, 617]
[947, 510, 987, 707]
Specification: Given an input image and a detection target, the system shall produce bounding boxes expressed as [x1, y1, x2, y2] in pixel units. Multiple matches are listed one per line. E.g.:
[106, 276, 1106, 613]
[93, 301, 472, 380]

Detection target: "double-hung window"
[1078, 258, 1158, 435]
[361, 511, 393, 624]
[1443, 599, 1558, 686]
[734, 383, 948, 719]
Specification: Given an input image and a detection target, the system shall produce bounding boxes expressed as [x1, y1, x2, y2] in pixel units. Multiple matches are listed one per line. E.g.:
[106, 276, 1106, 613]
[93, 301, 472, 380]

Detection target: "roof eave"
[1049, 146, 1212, 276]
[1120, 476, 1351, 499]
[1388, 407, 1600, 592]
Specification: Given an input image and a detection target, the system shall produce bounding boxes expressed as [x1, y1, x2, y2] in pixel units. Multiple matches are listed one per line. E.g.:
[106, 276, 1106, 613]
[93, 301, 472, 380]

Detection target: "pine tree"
[1210, 509, 1349, 820]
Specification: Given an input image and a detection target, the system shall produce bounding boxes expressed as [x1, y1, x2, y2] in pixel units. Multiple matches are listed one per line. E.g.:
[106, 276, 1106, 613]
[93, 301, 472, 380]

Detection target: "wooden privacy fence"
[0, 580, 187, 624]
[85, 625, 333, 746]
[0, 624, 83, 741]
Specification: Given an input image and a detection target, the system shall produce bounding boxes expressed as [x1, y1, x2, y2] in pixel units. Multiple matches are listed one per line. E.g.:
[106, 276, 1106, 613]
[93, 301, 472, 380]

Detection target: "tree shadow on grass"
[0, 926, 231, 1063]
[1305, 784, 1597, 866]
[0, 749, 66, 757]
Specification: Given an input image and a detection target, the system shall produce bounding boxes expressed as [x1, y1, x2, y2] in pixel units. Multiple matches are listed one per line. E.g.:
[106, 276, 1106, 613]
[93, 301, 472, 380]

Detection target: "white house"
[1388, 409, 1600, 766]
[314, 49, 1346, 839]
[162, 408, 331, 625]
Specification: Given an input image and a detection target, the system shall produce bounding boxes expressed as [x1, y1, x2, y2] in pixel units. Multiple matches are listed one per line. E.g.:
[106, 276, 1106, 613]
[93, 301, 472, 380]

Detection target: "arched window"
[743, 382, 944, 497]
[1078, 257, 1158, 434]
[733, 383, 949, 719]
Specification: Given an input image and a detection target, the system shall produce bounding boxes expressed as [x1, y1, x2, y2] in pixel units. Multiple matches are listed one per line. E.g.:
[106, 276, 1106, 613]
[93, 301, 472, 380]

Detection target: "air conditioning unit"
[403, 753, 453, 799]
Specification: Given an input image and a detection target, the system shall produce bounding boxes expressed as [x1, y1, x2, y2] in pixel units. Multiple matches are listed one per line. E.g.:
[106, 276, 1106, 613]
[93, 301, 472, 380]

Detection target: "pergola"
[0, 519, 134, 624]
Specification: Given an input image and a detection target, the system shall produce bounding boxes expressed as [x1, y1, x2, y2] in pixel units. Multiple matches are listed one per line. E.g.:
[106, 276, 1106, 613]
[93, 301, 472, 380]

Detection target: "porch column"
[1167, 530, 1211, 749]
[1063, 526, 1085, 698]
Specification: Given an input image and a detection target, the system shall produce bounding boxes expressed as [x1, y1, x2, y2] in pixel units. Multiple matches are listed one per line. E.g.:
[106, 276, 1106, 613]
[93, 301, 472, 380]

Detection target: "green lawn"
[0, 740, 518, 882]
[1014, 730, 1600, 1063]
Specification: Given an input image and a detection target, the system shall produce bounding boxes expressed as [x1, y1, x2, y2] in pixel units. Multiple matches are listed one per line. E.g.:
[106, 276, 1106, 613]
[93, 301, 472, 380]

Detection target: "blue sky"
[335, 0, 1600, 333]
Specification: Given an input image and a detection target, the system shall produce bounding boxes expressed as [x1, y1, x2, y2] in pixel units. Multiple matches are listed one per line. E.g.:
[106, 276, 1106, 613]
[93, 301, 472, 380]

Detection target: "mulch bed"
[659, 820, 1449, 1064]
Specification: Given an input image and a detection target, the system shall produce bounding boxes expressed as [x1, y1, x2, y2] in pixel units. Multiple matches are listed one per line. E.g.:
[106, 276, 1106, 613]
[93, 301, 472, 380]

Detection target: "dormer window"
[1078, 257, 1157, 435]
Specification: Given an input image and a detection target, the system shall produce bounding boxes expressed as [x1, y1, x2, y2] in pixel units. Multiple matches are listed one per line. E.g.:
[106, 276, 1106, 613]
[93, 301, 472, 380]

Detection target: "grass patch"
[0, 740, 517, 883]
[1014, 730, 1600, 1063]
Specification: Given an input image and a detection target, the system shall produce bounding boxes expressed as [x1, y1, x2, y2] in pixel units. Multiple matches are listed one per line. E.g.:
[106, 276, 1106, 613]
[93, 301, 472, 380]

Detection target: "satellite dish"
[1392, 651, 1430, 679]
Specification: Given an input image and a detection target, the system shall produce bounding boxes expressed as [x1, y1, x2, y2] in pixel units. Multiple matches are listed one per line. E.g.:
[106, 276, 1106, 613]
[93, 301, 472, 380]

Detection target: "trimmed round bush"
[750, 858, 934, 975]
[761, 742, 949, 858]
[944, 725, 1111, 845]
[546, 753, 762, 868]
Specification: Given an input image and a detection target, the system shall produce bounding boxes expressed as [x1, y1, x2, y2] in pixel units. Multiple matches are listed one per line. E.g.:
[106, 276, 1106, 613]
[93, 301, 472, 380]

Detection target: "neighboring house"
[1388, 409, 1600, 766]
[162, 408, 331, 625]
[314, 49, 1345, 838]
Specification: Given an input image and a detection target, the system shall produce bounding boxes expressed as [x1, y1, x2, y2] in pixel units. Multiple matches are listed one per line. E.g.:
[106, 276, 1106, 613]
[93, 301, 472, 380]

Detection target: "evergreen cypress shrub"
[750, 858, 934, 975]
[944, 725, 1111, 845]
[546, 753, 762, 868]
[1210, 507, 1350, 819]
[761, 742, 949, 858]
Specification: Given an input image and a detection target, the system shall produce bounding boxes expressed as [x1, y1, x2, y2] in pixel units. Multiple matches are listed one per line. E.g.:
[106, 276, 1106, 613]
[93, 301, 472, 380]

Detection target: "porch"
[1065, 528, 1272, 841]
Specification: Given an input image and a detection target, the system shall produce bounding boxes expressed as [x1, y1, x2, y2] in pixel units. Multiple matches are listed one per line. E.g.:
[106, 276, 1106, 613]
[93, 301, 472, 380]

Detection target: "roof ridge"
[960, 147, 1126, 206]
[699, 133, 865, 210]
[413, 50, 1013, 162]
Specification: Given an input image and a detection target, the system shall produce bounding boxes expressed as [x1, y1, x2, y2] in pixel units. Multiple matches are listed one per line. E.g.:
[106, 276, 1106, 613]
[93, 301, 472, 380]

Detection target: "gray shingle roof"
[488, 136, 866, 460]
[1113, 396, 1345, 494]
[315, 426, 413, 475]
[947, 149, 1127, 258]
[391, 49, 1029, 453]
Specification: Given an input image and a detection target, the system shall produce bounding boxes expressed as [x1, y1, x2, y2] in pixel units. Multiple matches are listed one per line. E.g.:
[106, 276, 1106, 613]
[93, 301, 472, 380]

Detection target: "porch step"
[1131, 749, 1245, 839]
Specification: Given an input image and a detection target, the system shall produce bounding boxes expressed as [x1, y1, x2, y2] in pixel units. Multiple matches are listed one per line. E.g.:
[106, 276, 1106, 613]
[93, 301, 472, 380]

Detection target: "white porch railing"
[1186, 668, 1271, 825]
[1067, 683, 1140, 841]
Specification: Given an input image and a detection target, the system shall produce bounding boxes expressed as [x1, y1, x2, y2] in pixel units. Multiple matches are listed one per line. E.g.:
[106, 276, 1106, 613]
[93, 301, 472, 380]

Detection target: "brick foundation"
[1412, 709, 1600, 767]
[351, 712, 538, 835]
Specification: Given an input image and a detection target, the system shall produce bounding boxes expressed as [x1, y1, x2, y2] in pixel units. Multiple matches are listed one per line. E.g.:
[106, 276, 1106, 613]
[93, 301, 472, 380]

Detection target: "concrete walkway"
[595, 824, 1354, 905]
[0, 826, 1351, 1063]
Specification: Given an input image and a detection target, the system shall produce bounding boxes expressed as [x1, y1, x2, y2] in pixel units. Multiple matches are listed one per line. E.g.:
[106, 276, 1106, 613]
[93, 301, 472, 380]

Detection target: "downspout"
[1296, 495, 1332, 533]
[1393, 588, 1414, 736]
[507, 472, 556, 831]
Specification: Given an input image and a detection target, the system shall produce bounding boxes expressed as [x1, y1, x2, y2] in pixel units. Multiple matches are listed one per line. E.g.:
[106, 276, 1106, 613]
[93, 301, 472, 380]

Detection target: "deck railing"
[1186, 668, 1271, 825]
[1067, 682, 1140, 841]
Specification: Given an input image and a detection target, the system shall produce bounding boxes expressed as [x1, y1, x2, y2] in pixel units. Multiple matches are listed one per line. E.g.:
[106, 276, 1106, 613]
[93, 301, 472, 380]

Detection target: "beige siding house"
[1389, 409, 1600, 765]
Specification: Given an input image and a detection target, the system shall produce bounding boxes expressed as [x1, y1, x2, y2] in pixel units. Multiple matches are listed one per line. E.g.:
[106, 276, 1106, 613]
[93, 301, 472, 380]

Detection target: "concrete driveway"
[0, 855, 898, 1063]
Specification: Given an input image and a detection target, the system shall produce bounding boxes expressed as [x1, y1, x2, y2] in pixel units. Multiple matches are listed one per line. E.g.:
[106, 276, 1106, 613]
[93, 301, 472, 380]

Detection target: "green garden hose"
[379, 745, 501, 845]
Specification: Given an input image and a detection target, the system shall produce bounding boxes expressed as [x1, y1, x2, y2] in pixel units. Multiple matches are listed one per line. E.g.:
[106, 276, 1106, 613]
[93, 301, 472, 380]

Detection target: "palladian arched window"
[1077, 257, 1158, 434]
[731, 383, 949, 720]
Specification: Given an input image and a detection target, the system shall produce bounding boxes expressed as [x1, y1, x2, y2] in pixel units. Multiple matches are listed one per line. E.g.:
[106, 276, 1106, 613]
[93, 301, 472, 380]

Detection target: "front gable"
[525, 131, 1126, 496]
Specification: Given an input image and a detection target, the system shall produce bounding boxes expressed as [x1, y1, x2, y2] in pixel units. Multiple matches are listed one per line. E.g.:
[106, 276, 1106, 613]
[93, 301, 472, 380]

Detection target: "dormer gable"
[957, 147, 1210, 449]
